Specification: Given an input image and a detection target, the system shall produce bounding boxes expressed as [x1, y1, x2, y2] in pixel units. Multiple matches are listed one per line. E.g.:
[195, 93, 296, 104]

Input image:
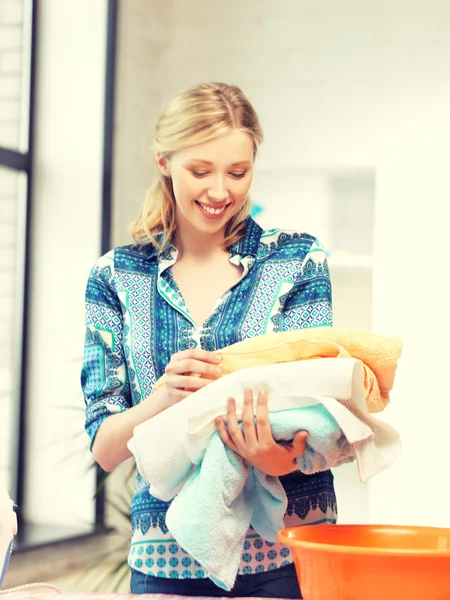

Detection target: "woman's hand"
[162, 348, 222, 407]
[215, 387, 308, 477]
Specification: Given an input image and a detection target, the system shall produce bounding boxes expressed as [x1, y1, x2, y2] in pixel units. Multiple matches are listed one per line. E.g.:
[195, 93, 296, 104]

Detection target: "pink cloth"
[0, 594, 216, 599]
[2, 595, 166, 599]
[0, 594, 287, 599]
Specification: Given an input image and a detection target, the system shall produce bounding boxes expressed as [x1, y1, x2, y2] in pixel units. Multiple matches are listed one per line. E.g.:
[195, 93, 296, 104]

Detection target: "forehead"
[174, 130, 254, 166]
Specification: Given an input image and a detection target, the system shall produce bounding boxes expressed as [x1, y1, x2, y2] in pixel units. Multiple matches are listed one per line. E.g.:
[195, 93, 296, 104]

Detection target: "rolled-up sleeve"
[81, 252, 131, 450]
[282, 238, 333, 331]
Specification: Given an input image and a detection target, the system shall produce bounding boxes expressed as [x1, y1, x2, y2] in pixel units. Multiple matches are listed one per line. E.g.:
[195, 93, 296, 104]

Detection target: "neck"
[174, 223, 228, 261]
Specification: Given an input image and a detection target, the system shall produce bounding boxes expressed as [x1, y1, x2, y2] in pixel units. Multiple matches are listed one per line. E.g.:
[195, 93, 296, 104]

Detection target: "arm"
[81, 256, 168, 472]
[92, 350, 222, 472]
[281, 237, 333, 331]
[91, 387, 169, 472]
[82, 256, 222, 472]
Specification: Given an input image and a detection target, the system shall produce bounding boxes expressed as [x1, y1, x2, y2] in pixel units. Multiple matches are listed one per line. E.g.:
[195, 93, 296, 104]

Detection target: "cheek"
[233, 178, 252, 201]
[172, 174, 200, 205]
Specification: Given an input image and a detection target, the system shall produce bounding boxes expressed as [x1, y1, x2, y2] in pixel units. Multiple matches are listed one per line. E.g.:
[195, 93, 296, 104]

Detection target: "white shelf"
[327, 255, 374, 269]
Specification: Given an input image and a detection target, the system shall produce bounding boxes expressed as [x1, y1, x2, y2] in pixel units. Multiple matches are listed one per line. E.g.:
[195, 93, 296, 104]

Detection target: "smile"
[199, 202, 227, 215]
[195, 201, 230, 217]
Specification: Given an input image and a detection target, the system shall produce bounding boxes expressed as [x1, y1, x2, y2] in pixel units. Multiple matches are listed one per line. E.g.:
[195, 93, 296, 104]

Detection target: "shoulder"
[89, 243, 156, 286]
[88, 248, 116, 288]
[235, 217, 326, 263]
[257, 228, 331, 287]
[257, 226, 327, 263]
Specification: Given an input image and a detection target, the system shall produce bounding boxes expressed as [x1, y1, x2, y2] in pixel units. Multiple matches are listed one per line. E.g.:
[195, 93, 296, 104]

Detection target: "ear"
[157, 153, 171, 177]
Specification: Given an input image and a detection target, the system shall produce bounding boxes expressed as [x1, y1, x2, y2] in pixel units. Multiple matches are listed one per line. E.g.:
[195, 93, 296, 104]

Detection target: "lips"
[195, 200, 230, 220]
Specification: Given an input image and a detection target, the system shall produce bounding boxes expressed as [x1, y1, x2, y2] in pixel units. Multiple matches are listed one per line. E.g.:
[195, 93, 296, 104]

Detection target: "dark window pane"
[0, 165, 26, 491]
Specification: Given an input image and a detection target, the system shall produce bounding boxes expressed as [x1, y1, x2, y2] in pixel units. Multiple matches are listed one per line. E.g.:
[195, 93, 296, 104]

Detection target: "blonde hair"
[130, 82, 263, 251]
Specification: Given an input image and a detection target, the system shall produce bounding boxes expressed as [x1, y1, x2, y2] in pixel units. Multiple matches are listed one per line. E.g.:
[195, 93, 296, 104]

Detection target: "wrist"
[272, 458, 299, 477]
[144, 385, 171, 417]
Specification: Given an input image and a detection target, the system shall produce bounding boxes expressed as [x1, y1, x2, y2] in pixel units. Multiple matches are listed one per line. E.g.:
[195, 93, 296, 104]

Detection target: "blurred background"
[1, 0, 449, 593]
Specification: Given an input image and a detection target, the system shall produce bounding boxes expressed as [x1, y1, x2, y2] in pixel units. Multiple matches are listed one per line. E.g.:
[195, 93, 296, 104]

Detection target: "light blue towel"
[166, 404, 355, 591]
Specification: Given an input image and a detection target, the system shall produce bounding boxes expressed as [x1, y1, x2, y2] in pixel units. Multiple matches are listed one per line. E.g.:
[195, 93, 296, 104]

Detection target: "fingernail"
[214, 355, 222, 363]
[214, 367, 222, 376]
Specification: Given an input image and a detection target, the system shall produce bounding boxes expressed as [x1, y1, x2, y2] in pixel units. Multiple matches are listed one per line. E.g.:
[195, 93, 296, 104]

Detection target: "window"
[0, 0, 34, 507]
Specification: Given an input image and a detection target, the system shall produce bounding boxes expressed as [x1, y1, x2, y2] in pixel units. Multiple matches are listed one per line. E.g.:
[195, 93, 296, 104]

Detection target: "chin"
[194, 220, 228, 235]
[192, 211, 237, 234]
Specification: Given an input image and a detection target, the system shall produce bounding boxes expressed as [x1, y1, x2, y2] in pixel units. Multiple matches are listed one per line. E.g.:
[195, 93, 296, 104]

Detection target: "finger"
[226, 397, 248, 457]
[290, 431, 308, 457]
[166, 358, 222, 379]
[215, 417, 239, 454]
[255, 388, 274, 446]
[167, 375, 215, 391]
[242, 387, 258, 448]
[170, 349, 222, 364]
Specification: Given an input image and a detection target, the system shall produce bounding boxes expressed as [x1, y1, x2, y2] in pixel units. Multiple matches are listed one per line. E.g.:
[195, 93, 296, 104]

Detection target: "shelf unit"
[327, 255, 374, 269]
[251, 167, 375, 335]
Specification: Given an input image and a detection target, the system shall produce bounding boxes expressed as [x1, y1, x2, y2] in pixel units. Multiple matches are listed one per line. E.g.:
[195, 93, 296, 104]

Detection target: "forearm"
[92, 386, 168, 472]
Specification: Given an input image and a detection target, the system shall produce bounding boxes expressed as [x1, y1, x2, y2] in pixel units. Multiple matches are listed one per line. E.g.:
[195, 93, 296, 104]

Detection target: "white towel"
[128, 358, 401, 501]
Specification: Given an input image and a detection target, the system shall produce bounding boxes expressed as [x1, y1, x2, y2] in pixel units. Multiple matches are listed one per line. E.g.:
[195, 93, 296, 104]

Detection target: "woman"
[81, 82, 336, 597]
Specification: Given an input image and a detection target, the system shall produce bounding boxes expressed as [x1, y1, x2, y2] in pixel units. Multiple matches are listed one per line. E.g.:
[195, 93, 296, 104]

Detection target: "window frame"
[0, 0, 118, 546]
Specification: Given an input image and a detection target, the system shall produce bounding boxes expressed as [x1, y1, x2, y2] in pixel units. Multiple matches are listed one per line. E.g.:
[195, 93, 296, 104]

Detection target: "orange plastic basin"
[277, 524, 450, 600]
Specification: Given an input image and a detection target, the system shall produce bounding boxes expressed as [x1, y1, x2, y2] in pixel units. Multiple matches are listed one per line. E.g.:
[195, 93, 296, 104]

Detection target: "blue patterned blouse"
[81, 216, 337, 580]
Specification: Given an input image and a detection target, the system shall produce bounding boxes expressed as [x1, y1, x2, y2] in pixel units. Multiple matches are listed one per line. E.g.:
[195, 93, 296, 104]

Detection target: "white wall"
[24, 0, 107, 527]
[112, 0, 450, 527]
[112, 0, 171, 247]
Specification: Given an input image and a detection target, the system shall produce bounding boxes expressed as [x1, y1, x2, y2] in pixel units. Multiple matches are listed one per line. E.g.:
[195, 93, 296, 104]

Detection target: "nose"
[207, 179, 229, 202]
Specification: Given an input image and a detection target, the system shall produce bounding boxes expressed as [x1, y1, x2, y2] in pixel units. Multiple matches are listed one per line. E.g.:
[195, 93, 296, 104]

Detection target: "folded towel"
[152, 327, 403, 412]
[166, 404, 352, 591]
[128, 358, 401, 502]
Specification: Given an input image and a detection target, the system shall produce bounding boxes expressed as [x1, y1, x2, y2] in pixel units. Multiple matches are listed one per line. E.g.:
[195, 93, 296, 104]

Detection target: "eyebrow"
[187, 159, 252, 167]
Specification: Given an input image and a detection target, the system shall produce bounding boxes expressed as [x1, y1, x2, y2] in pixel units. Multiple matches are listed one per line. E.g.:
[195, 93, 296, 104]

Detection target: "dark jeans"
[130, 562, 302, 598]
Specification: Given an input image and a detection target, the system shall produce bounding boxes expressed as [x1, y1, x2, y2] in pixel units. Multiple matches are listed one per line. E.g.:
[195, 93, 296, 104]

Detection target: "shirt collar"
[139, 216, 263, 263]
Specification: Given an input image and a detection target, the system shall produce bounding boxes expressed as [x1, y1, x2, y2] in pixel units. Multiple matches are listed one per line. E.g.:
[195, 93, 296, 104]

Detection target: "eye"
[230, 172, 247, 179]
[191, 170, 209, 178]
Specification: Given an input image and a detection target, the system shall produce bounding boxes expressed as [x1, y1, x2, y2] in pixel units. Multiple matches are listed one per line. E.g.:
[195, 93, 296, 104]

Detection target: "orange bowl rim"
[277, 525, 450, 558]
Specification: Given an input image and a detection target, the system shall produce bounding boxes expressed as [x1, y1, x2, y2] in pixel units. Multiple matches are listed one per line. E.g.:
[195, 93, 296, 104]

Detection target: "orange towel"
[154, 327, 403, 413]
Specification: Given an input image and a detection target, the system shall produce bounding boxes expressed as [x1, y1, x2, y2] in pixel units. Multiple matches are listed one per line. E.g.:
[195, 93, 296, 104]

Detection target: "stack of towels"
[127, 327, 403, 590]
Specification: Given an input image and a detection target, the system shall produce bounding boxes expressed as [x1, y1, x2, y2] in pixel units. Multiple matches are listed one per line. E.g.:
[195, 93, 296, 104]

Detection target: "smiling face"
[158, 129, 254, 242]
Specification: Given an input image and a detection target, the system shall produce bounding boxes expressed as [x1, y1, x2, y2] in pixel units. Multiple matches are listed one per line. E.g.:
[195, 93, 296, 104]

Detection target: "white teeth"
[200, 203, 226, 215]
